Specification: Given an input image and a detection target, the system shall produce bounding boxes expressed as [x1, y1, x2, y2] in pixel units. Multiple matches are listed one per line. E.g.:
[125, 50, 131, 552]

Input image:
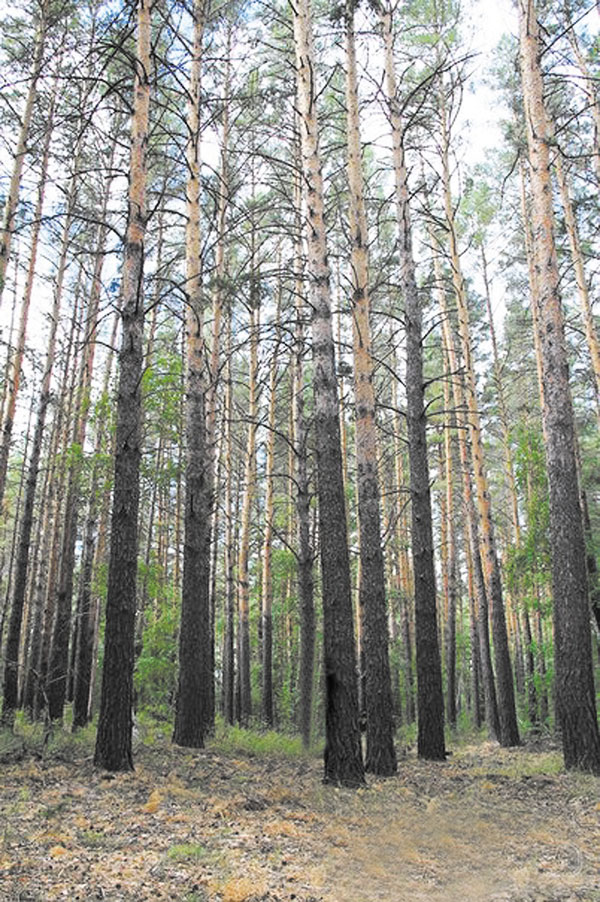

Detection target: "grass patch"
[456, 747, 564, 779]
[208, 719, 315, 760]
[167, 842, 210, 862]
[78, 829, 110, 849]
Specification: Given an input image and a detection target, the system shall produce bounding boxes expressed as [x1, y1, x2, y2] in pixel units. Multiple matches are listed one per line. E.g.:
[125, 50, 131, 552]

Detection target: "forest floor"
[1, 721, 599, 902]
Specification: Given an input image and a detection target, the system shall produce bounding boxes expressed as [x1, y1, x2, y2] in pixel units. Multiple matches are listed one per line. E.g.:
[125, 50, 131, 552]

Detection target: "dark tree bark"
[172, 0, 212, 749]
[379, 0, 444, 759]
[221, 313, 236, 725]
[519, 0, 600, 773]
[344, 5, 396, 775]
[94, 0, 152, 772]
[293, 0, 364, 787]
[292, 196, 315, 749]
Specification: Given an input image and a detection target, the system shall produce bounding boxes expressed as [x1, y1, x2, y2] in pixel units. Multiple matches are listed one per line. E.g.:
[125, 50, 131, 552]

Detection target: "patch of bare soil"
[1, 734, 599, 902]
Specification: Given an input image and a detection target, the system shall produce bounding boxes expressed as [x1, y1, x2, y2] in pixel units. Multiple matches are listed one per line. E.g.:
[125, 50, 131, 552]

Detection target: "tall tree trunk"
[30, 290, 83, 716]
[236, 299, 258, 725]
[292, 0, 364, 787]
[519, 0, 600, 773]
[222, 312, 236, 724]
[442, 379, 458, 728]
[0, 398, 35, 675]
[94, 0, 153, 772]
[380, 0, 444, 760]
[344, 6, 396, 775]
[173, 0, 212, 749]
[392, 376, 415, 723]
[261, 287, 281, 728]
[0, 255, 20, 430]
[293, 191, 315, 750]
[465, 541, 483, 728]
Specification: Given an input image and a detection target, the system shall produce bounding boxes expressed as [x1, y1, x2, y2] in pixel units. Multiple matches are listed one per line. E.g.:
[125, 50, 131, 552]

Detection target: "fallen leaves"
[1, 734, 599, 902]
[143, 788, 162, 813]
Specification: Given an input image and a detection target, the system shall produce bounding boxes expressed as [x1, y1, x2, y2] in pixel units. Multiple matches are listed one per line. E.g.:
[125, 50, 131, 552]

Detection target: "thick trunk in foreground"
[94, 0, 152, 772]
[293, 0, 364, 787]
[519, 0, 600, 773]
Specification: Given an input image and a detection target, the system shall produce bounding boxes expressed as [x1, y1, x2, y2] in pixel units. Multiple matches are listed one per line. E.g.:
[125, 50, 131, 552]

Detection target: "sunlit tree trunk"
[519, 0, 600, 773]
[94, 0, 153, 772]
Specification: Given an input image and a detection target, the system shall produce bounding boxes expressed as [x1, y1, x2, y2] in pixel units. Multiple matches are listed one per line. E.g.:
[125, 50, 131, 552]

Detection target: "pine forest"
[1, 0, 600, 898]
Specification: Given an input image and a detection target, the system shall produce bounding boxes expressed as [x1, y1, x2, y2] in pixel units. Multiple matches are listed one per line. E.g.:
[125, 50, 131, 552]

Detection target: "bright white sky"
[461, 0, 517, 163]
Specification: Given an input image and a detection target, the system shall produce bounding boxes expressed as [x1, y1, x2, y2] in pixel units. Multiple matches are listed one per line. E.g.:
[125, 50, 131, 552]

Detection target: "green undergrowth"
[0, 707, 586, 784]
[0, 710, 96, 762]
[207, 718, 318, 760]
[455, 745, 564, 778]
